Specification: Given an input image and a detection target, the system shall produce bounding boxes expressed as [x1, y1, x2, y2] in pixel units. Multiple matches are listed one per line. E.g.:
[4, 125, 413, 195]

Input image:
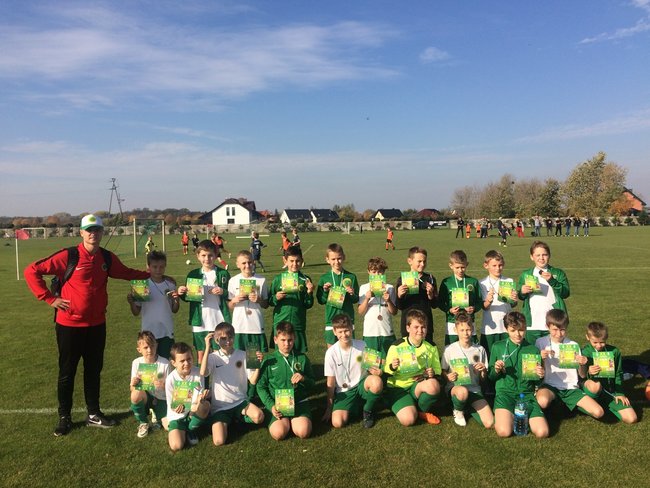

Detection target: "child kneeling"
[383, 309, 442, 426]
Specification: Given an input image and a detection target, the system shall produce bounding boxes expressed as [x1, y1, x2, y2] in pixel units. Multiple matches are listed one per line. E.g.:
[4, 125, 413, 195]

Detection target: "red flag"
[15, 229, 29, 240]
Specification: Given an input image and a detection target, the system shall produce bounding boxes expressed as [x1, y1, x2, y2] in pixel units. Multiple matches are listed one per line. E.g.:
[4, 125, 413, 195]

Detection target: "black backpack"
[50, 247, 113, 320]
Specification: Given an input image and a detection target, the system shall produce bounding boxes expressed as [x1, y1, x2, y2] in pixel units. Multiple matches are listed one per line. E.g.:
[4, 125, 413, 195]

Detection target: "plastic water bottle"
[513, 393, 529, 436]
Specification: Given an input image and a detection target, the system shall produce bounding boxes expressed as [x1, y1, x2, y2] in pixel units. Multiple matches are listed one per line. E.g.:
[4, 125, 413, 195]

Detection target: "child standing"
[322, 314, 384, 429]
[383, 309, 442, 426]
[257, 322, 315, 440]
[164, 342, 210, 451]
[200, 324, 265, 446]
[129, 331, 169, 438]
[177, 240, 231, 364]
[268, 247, 314, 352]
[438, 250, 482, 345]
[127, 250, 179, 359]
[535, 310, 604, 420]
[280, 231, 291, 268]
[441, 313, 493, 428]
[517, 241, 570, 343]
[144, 236, 155, 255]
[395, 246, 438, 344]
[479, 250, 517, 357]
[581, 322, 637, 424]
[227, 250, 269, 353]
[385, 228, 395, 251]
[249, 232, 267, 273]
[358, 257, 398, 358]
[488, 311, 548, 438]
[316, 243, 360, 347]
[181, 231, 189, 255]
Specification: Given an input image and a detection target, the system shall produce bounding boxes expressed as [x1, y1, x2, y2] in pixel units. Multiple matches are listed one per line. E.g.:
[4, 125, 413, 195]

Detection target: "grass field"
[1, 227, 648, 488]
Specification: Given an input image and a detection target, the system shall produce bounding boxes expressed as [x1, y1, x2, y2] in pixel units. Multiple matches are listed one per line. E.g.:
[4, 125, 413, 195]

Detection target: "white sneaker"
[452, 409, 467, 427]
[137, 422, 149, 438]
[186, 431, 198, 446]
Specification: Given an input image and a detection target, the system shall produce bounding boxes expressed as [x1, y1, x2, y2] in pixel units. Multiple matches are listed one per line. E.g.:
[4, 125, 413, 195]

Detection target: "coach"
[24, 214, 149, 436]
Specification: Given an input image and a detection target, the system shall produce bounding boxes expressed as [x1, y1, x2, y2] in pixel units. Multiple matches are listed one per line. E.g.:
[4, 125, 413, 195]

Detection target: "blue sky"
[1, 0, 649, 216]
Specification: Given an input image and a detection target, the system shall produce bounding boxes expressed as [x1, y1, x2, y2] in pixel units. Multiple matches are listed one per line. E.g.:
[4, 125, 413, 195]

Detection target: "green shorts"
[583, 387, 633, 417]
[168, 414, 205, 432]
[155, 336, 174, 360]
[494, 390, 544, 419]
[209, 400, 253, 425]
[267, 400, 312, 426]
[479, 333, 507, 356]
[193, 331, 218, 352]
[332, 381, 371, 414]
[234, 333, 268, 354]
[538, 384, 586, 411]
[384, 383, 419, 415]
[362, 335, 396, 358]
[146, 392, 168, 421]
[525, 329, 549, 344]
[447, 388, 485, 410]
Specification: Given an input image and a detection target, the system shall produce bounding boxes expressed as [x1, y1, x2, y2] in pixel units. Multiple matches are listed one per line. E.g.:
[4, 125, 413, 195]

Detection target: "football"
[185, 259, 191, 265]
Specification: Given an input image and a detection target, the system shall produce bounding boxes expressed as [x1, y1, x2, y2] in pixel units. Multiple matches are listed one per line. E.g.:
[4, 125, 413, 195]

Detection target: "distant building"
[622, 188, 646, 215]
[372, 208, 403, 221]
[279, 208, 340, 224]
[415, 208, 440, 219]
[201, 198, 264, 226]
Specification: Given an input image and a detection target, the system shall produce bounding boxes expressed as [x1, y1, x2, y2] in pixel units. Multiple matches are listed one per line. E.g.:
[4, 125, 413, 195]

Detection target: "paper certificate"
[135, 363, 159, 391]
[498, 280, 514, 302]
[593, 351, 615, 378]
[396, 345, 419, 375]
[521, 353, 541, 380]
[369, 274, 386, 296]
[558, 343, 580, 369]
[171, 380, 200, 410]
[131, 280, 150, 302]
[451, 287, 469, 309]
[361, 347, 382, 370]
[281, 272, 300, 293]
[327, 285, 346, 309]
[401, 271, 419, 295]
[275, 388, 295, 416]
[239, 278, 256, 296]
[185, 277, 203, 302]
[450, 357, 472, 385]
[525, 275, 541, 293]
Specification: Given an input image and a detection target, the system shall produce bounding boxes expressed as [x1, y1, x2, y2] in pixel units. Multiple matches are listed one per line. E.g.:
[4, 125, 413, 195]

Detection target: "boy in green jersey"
[316, 243, 360, 347]
[489, 311, 549, 438]
[383, 309, 442, 426]
[438, 250, 482, 345]
[257, 322, 315, 440]
[582, 322, 637, 424]
[268, 247, 314, 352]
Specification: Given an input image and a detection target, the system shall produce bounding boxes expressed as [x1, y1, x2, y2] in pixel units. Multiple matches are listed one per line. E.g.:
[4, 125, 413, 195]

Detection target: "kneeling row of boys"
[130, 309, 636, 451]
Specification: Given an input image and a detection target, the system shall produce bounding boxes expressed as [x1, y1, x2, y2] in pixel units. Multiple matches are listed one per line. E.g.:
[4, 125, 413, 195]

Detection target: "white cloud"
[515, 109, 650, 143]
[419, 46, 450, 63]
[580, 1, 650, 44]
[0, 6, 398, 110]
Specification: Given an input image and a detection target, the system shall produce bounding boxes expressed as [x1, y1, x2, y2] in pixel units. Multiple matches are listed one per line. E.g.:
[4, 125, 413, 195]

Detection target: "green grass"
[1, 228, 648, 487]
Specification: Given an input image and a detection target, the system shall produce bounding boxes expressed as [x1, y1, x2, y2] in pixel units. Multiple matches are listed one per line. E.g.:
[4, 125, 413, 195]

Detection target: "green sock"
[363, 390, 381, 412]
[451, 396, 466, 411]
[417, 392, 439, 412]
[130, 401, 148, 423]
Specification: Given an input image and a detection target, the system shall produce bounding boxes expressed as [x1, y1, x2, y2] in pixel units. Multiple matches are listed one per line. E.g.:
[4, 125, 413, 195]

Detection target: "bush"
[598, 217, 609, 227]
[624, 217, 635, 226]
[637, 210, 649, 226]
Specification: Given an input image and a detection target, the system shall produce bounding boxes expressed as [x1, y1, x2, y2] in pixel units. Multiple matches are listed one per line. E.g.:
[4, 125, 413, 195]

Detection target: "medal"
[246, 310, 252, 315]
[377, 314, 383, 321]
[342, 383, 348, 389]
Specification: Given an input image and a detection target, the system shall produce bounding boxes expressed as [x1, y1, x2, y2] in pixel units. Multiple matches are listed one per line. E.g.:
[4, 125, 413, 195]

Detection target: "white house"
[204, 198, 263, 226]
[279, 209, 312, 224]
[372, 208, 403, 221]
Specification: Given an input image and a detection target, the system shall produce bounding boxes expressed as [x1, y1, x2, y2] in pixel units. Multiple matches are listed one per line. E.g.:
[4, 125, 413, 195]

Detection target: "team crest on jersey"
[294, 362, 302, 372]
[236, 360, 243, 368]
[102, 263, 108, 271]
[356, 355, 363, 363]
[467, 284, 474, 292]
[342, 277, 353, 288]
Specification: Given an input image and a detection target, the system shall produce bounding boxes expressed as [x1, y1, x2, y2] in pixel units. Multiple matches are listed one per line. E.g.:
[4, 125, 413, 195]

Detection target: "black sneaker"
[362, 410, 375, 429]
[86, 412, 117, 428]
[54, 416, 72, 437]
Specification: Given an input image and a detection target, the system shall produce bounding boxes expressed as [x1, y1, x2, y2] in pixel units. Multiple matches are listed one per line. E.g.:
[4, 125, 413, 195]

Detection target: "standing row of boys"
[129, 239, 636, 451]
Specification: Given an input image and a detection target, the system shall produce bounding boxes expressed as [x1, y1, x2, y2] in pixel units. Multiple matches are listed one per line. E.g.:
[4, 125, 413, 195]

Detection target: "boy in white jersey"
[322, 314, 383, 429]
[479, 250, 517, 357]
[129, 331, 169, 438]
[228, 250, 269, 353]
[358, 257, 397, 358]
[535, 310, 604, 419]
[177, 240, 231, 364]
[200, 323, 264, 446]
[127, 251, 179, 359]
[164, 342, 210, 451]
[441, 313, 493, 428]
[517, 241, 570, 343]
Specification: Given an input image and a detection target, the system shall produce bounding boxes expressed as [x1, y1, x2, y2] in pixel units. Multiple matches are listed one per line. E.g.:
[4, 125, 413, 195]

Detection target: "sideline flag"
[15, 229, 30, 240]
